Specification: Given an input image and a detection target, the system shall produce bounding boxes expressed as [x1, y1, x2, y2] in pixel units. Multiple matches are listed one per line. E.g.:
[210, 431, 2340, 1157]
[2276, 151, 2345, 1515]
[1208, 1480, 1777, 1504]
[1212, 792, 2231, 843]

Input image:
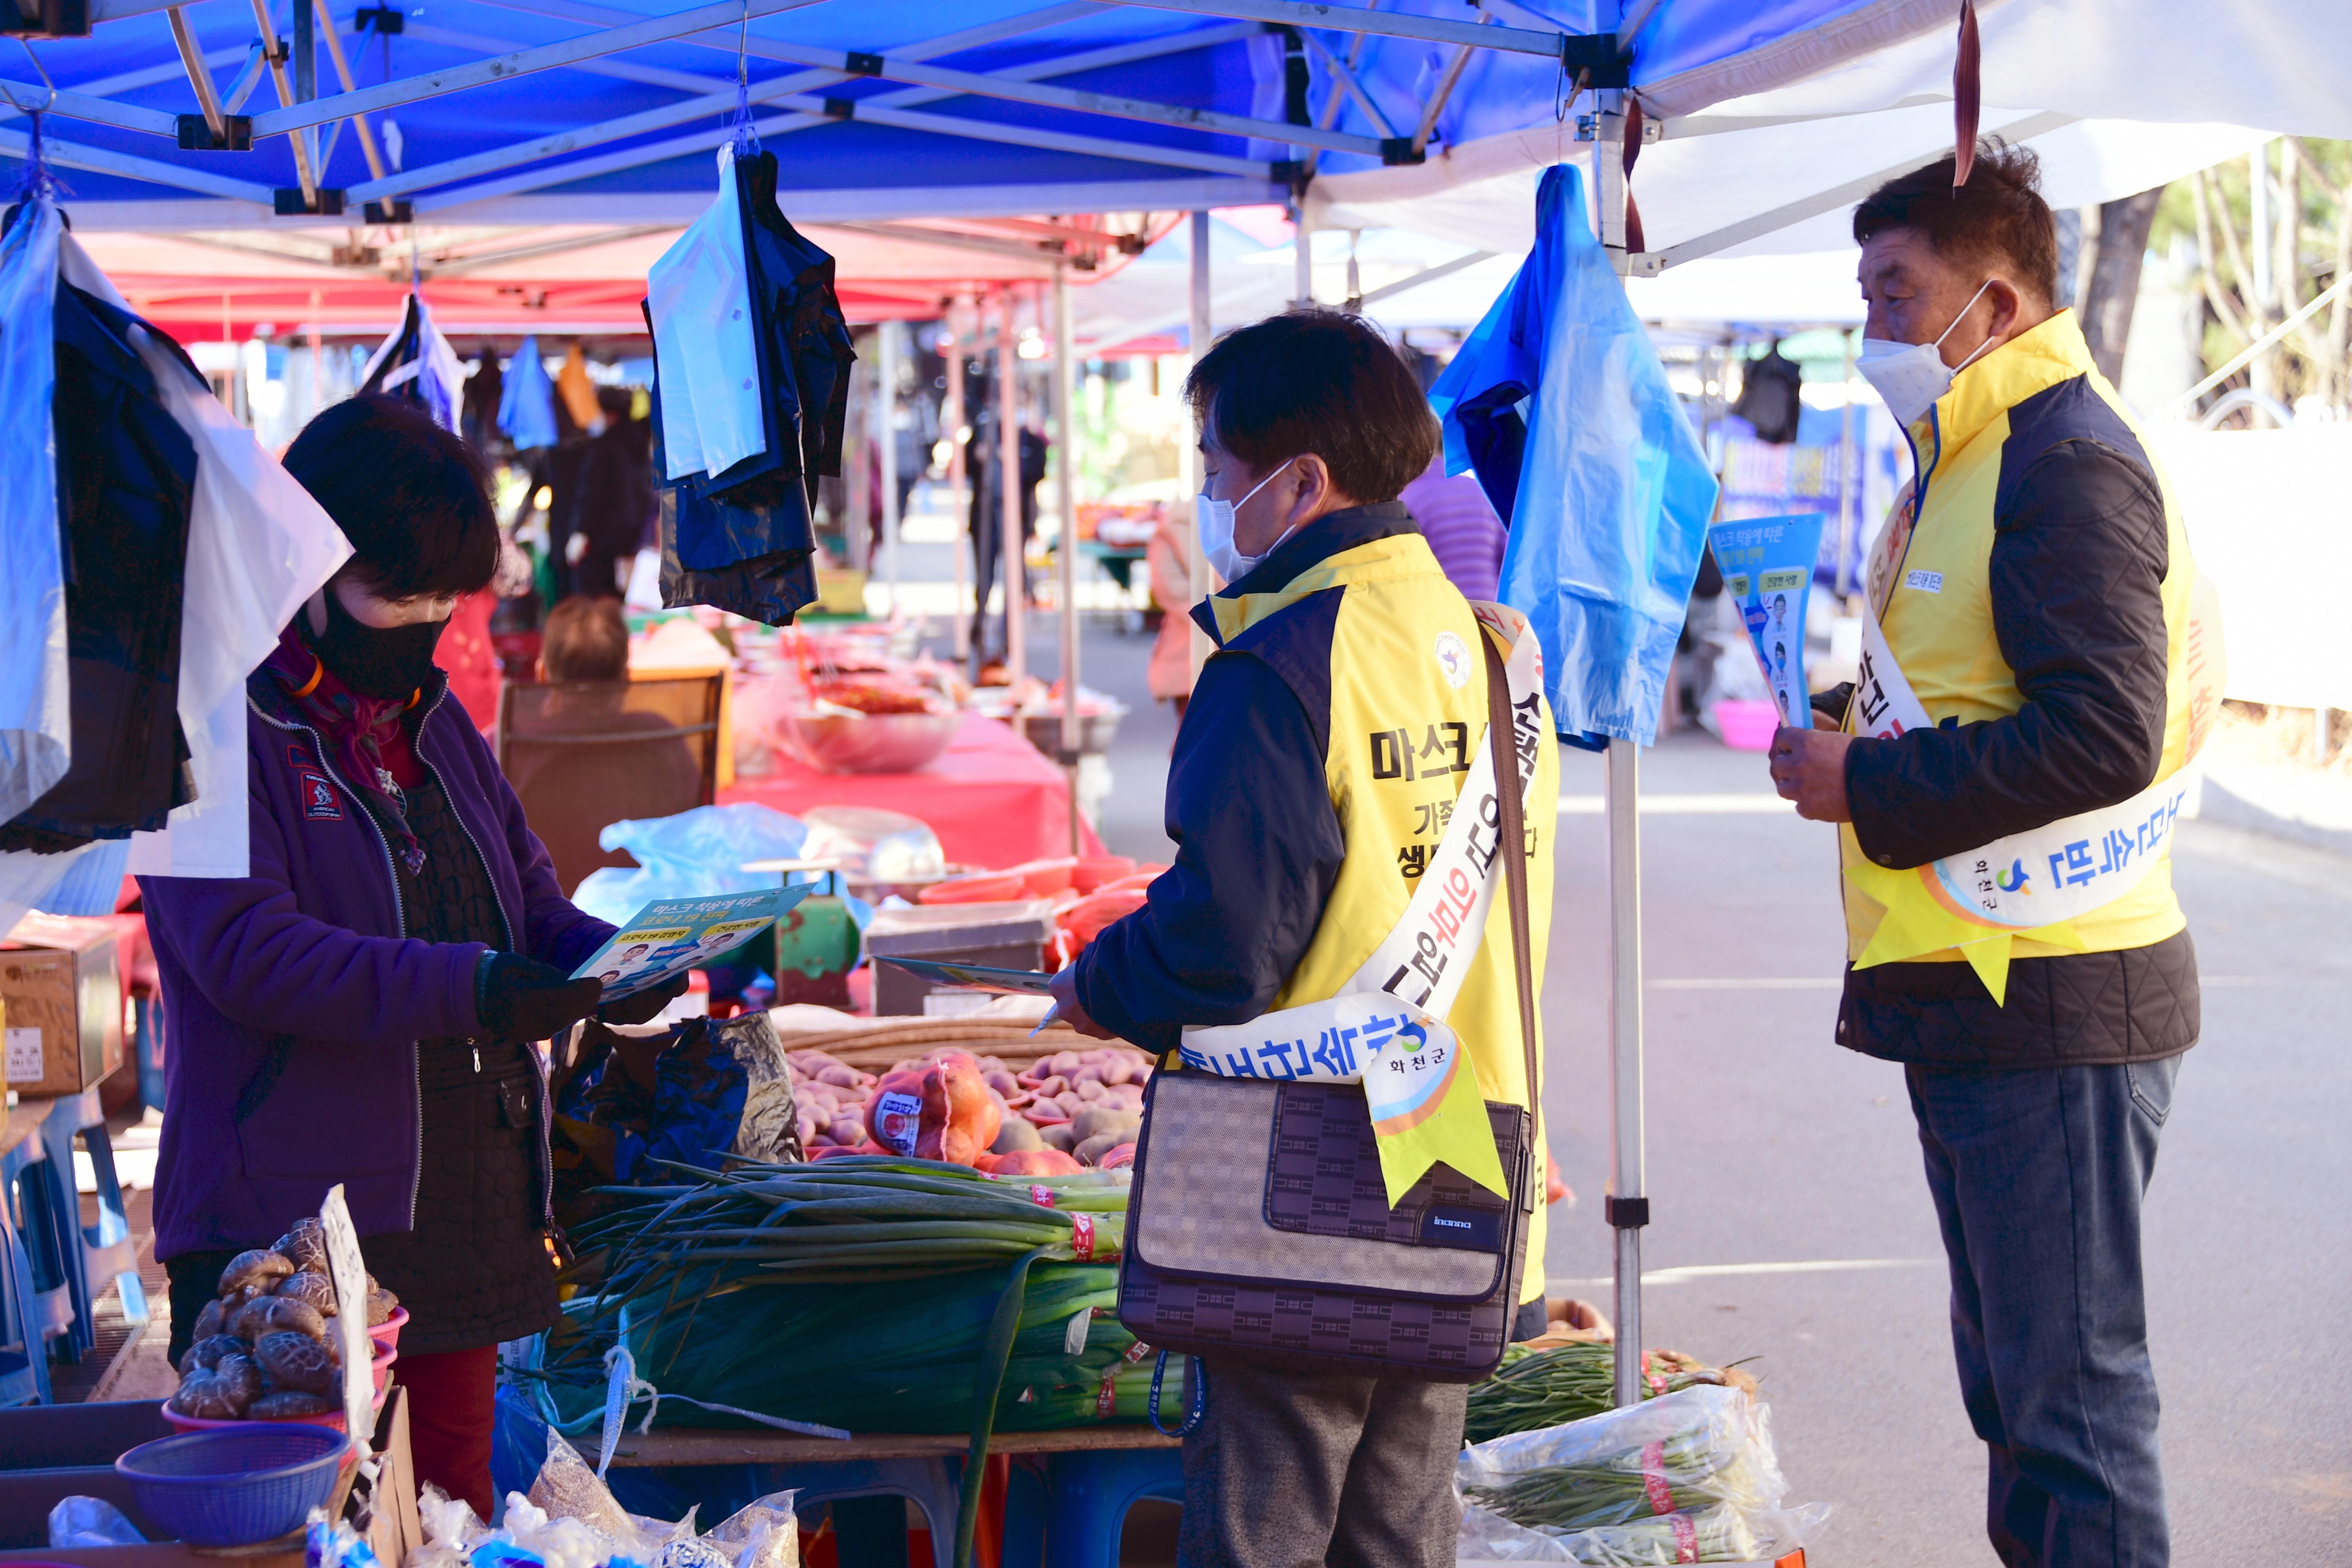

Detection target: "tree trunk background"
[2080, 187, 2165, 386]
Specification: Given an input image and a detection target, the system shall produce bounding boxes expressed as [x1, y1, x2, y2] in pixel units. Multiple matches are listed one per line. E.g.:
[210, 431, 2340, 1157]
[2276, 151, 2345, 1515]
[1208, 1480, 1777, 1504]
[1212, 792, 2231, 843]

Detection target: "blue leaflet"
[1430, 164, 1718, 747]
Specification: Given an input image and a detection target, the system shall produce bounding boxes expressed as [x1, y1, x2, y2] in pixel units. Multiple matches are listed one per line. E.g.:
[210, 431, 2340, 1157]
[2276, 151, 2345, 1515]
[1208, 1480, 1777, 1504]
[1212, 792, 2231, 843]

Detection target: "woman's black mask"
[311, 587, 448, 700]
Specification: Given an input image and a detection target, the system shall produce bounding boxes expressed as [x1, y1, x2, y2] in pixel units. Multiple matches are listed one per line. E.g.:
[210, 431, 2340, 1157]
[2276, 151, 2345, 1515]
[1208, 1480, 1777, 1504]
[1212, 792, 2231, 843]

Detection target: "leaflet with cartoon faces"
[567, 887, 806, 1001]
[1708, 512, 1827, 729]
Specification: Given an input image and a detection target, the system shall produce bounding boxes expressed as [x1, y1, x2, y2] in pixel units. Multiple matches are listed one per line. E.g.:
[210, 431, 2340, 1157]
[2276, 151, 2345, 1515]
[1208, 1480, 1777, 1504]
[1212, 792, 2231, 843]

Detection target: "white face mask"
[1856, 279, 1998, 427]
[1197, 458, 1296, 584]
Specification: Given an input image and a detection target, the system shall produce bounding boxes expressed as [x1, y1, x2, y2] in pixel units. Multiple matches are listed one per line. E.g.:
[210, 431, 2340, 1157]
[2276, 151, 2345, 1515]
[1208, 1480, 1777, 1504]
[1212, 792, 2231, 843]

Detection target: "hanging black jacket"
[0, 284, 197, 854]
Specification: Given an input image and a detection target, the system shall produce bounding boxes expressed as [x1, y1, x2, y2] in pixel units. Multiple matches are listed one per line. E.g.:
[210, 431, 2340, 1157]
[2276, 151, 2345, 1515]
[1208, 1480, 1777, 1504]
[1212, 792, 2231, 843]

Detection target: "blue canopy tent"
[11, 0, 2342, 1418]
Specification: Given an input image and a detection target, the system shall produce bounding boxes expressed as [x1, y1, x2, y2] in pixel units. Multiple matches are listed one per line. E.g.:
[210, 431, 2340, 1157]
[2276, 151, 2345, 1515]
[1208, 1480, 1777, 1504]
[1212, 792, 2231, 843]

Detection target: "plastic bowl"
[367, 1306, 408, 1354]
[779, 710, 960, 774]
[117, 1425, 346, 1546]
[1712, 699, 1783, 752]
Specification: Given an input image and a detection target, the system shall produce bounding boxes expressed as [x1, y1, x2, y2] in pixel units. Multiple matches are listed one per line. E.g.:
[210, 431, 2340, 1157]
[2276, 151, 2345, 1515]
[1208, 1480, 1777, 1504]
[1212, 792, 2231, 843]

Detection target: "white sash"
[1849, 597, 2205, 933]
[1173, 604, 1545, 1130]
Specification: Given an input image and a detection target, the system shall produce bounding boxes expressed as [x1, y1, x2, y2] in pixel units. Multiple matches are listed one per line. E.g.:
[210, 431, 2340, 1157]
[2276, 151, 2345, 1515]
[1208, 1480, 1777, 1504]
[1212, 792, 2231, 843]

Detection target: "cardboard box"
[1, 914, 124, 1098]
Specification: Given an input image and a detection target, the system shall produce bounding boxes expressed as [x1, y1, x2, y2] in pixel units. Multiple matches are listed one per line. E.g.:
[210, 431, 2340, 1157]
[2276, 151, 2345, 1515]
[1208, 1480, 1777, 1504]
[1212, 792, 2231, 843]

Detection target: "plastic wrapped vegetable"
[865, 1050, 1000, 1165]
[1454, 1385, 1825, 1561]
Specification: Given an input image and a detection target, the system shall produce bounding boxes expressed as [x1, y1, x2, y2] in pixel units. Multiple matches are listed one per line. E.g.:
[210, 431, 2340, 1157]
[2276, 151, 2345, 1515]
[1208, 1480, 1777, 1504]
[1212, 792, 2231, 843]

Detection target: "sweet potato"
[811, 1143, 882, 1160]
[991, 1116, 1043, 1154]
[1040, 1123, 1078, 1154]
[1073, 1132, 1130, 1167]
[992, 1148, 1083, 1177]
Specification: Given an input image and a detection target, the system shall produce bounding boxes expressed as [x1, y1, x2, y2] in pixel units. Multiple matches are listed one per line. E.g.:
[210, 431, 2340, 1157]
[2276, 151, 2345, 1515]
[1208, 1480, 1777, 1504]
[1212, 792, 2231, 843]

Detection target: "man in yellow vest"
[1772, 142, 2200, 1567]
[1048, 309, 1558, 1567]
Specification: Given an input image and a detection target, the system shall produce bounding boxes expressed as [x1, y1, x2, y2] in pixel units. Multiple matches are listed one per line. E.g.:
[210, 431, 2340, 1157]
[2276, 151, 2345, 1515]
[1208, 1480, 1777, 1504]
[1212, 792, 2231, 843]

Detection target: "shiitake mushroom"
[215, 1249, 294, 1298]
[254, 1330, 338, 1395]
[177, 1334, 250, 1376]
[272, 1271, 337, 1315]
[231, 1296, 328, 1343]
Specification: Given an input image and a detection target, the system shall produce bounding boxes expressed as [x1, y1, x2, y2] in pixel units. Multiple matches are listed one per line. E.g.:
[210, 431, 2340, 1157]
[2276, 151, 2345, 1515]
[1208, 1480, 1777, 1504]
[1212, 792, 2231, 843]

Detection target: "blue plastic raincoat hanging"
[0, 193, 65, 831]
[1429, 163, 1718, 746]
[648, 144, 763, 483]
[498, 334, 558, 451]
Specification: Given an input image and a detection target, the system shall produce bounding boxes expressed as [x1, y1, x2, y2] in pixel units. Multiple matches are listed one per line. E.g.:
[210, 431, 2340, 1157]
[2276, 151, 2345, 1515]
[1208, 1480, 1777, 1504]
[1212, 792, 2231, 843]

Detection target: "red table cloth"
[720, 712, 1105, 869]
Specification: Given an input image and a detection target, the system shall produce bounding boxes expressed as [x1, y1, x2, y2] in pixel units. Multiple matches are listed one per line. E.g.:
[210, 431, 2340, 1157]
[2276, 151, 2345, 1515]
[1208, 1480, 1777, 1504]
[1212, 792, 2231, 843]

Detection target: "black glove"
[475, 952, 604, 1043]
[598, 972, 691, 1026]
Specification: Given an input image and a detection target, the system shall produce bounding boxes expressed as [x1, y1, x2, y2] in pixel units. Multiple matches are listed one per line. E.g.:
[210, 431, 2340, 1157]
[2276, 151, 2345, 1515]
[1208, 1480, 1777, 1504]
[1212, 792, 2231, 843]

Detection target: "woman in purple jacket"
[140, 395, 681, 1515]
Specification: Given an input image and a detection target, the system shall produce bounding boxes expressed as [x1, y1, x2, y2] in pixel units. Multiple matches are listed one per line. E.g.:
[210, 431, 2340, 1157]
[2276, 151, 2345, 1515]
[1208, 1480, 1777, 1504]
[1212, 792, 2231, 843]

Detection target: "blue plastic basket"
[115, 1424, 347, 1546]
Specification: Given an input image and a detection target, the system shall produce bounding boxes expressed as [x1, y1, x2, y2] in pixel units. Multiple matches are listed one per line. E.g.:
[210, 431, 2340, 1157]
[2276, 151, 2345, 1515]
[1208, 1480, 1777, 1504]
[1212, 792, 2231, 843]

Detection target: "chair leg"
[75, 1123, 148, 1326]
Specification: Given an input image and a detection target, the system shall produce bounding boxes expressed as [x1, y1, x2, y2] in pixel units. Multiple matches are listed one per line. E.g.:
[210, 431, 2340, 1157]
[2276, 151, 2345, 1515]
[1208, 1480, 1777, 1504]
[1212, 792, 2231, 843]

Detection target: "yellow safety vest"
[1841, 311, 2199, 967]
[1209, 531, 1561, 1300]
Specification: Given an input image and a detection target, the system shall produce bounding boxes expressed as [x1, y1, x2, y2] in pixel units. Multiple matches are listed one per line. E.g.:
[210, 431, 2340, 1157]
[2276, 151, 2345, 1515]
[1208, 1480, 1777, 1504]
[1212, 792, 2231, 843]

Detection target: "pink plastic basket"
[1713, 699, 1782, 752]
[367, 1306, 408, 1355]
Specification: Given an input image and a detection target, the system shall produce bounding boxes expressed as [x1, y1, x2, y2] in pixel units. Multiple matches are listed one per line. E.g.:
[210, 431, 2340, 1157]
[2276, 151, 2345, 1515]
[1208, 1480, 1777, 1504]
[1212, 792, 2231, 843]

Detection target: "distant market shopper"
[1770, 142, 2205, 1568]
[1050, 310, 1559, 1568]
[140, 395, 682, 1516]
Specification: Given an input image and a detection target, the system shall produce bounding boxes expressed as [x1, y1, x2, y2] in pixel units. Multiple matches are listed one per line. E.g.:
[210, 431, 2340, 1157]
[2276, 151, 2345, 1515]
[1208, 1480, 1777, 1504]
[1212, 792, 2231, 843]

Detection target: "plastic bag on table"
[1458, 1497, 1828, 1565]
[704, 1491, 800, 1568]
[1456, 1385, 1818, 1552]
[570, 802, 807, 927]
[48, 1496, 145, 1547]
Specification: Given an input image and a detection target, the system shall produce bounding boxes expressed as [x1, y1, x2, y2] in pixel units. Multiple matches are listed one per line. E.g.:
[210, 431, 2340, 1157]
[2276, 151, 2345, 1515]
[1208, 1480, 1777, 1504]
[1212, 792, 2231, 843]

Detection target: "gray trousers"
[1176, 1357, 1466, 1568]
[1908, 1056, 2179, 1568]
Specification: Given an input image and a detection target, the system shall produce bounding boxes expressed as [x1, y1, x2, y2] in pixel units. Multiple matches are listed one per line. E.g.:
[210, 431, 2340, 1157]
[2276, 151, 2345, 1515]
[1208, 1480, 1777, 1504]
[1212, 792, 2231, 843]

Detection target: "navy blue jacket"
[1073, 504, 1418, 1054]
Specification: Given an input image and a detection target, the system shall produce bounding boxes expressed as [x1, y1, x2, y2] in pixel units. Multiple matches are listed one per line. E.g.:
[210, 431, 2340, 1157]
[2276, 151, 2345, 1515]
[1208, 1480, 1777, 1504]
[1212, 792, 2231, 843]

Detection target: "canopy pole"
[1054, 264, 1083, 855]
[945, 301, 971, 664]
[998, 289, 1026, 686]
[878, 319, 902, 622]
[1186, 209, 1214, 680]
[1595, 67, 1648, 1413]
[1292, 201, 1312, 308]
[1837, 332, 1857, 598]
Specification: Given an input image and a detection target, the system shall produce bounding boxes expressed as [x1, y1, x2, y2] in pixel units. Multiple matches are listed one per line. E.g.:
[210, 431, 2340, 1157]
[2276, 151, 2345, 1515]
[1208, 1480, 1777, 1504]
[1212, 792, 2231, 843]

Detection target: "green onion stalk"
[1466, 1342, 1730, 1445]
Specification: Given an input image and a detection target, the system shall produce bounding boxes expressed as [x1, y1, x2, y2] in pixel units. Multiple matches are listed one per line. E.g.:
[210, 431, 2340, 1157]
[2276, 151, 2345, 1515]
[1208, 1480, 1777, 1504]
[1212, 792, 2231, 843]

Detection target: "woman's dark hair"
[1184, 308, 1438, 504]
[1853, 138, 2058, 307]
[541, 596, 631, 681]
[283, 392, 498, 599]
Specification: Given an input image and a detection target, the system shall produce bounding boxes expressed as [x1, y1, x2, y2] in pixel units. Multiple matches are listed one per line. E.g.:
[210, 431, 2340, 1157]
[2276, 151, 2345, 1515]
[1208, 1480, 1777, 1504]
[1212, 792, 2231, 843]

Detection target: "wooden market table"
[605, 1424, 1176, 1467]
[720, 711, 1105, 869]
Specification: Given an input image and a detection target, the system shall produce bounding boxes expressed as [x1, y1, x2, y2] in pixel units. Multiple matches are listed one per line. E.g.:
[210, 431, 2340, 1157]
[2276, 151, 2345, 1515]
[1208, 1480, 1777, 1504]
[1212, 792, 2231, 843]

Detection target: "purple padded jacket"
[139, 665, 613, 1261]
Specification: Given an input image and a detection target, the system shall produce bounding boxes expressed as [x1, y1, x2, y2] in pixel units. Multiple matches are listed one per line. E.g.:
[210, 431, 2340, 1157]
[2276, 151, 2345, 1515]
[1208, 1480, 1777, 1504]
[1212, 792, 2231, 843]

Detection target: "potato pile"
[168, 1217, 400, 1421]
[789, 1043, 1153, 1173]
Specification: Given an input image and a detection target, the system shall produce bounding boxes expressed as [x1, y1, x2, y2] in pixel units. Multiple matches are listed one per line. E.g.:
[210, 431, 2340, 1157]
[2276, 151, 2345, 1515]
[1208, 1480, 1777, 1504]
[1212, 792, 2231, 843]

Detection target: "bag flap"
[1266, 1081, 1523, 1252]
[1128, 1073, 1513, 1305]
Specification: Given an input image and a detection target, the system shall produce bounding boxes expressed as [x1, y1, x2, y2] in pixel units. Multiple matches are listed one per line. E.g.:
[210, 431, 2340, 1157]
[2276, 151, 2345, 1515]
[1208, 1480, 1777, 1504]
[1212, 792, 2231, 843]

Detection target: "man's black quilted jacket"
[1826, 374, 2200, 1070]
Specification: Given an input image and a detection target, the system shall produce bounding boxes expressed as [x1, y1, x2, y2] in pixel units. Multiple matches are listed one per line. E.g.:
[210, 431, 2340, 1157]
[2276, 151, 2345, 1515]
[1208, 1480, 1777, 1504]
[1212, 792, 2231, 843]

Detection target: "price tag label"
[318, 1185, 375, 1458]
[4, 1028, 41, 1084]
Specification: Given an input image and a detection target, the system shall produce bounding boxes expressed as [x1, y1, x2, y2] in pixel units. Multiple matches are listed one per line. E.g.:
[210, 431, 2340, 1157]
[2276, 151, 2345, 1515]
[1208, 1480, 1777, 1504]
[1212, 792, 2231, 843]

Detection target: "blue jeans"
[1907, 1056, 2179, 1568]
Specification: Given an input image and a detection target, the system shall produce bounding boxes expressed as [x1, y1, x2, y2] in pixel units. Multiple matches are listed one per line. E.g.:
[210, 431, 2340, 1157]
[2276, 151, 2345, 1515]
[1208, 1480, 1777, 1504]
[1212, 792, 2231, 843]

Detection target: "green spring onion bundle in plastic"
[533, 1156, 1154, 1568]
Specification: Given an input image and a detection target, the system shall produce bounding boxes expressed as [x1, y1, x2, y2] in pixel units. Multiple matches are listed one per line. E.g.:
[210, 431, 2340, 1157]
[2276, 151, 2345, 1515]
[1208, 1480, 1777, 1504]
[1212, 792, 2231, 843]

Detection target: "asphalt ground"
[1052, 610, 2352, 1567]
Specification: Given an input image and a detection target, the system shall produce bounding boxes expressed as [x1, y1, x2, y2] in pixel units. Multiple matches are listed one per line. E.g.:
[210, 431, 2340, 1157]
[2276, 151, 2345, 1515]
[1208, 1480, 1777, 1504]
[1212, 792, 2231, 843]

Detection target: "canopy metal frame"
[0, 0, 1598, 219]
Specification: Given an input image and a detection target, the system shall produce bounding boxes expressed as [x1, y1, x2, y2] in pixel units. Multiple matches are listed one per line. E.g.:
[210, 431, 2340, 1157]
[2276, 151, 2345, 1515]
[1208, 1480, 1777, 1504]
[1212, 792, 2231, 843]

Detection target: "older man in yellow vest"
[1772, 142, 2208, 1568]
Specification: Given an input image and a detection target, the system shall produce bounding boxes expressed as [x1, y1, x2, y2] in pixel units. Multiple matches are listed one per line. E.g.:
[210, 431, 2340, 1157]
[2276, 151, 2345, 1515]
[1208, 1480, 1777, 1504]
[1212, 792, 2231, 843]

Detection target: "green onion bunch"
[1466, 1342, 1726, 1444]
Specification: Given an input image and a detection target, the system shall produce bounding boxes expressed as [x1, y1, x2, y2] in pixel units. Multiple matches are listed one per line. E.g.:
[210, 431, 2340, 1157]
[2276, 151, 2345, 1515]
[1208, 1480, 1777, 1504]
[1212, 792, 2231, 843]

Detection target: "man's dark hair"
[1184, 308, 1438, 504]
[283, 392, 498, 599]
[1852, 138, 2058, 306]
[542, 595, 631, 681]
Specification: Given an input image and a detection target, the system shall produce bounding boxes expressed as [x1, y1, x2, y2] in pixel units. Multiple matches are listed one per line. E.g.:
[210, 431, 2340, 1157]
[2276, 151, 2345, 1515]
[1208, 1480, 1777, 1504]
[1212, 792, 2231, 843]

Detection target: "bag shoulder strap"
[1481, 633, 1541, 1142]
